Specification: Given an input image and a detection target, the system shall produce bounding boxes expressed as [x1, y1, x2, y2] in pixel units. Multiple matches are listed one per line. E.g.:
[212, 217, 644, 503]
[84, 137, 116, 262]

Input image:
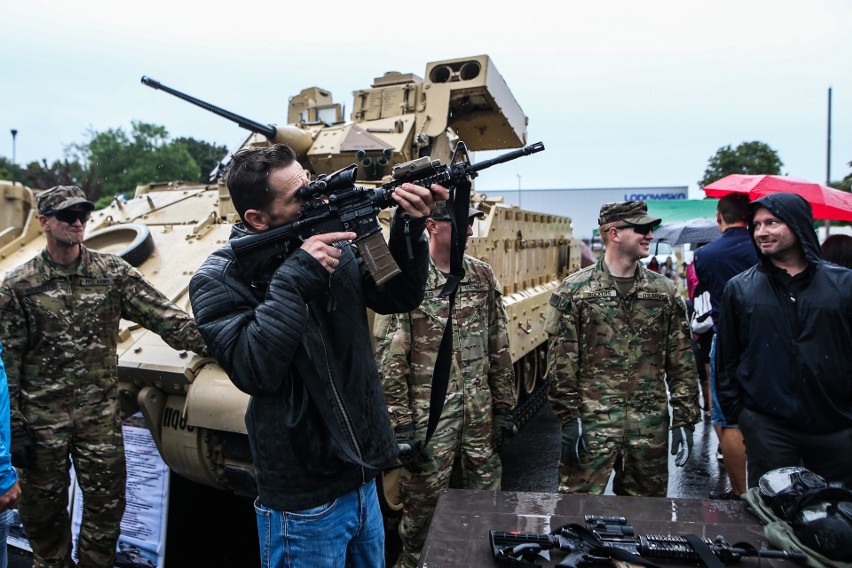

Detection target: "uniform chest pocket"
[453, 285, 488, 328]
[633, 300, 669, 332]
[578, 297, 621, 329]
[23, 290, 68, 323]
[453, 286, 489, 363]
[459, 341, 486, 363]
[77, 280, 119, 313]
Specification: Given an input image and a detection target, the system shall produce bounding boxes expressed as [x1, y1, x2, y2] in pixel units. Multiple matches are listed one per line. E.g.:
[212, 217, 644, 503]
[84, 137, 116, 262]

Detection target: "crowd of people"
[0, 142, 850, 567]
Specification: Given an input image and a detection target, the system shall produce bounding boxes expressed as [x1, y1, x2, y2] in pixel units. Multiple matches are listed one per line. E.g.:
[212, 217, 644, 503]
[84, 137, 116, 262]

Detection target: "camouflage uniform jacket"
[545, 258, 699, 430]
[0, 246, 206, 430]
[375, 255, 516, 433]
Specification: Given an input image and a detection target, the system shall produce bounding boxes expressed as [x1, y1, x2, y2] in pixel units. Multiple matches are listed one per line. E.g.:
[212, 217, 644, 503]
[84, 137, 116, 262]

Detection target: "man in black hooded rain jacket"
[716, 192, 852, 488]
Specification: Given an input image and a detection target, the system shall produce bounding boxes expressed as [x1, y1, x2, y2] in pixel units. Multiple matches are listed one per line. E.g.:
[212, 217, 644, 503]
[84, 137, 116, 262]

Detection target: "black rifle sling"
[424, 177, 471, 446]
[425, 293, 456, 445]
[682, 535, 726, 568]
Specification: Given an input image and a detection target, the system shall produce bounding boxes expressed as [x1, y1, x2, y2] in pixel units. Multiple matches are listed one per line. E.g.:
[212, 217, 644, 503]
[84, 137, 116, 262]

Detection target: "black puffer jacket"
[716, 192, 852, 433]
[189, 211, 429, 511]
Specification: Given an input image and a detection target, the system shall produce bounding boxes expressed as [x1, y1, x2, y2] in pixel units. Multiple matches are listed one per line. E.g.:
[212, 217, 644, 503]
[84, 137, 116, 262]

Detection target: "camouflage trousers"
[19, 401, 126, 568]
[394, 419, 502, 568]
[558, 410, 669, 497]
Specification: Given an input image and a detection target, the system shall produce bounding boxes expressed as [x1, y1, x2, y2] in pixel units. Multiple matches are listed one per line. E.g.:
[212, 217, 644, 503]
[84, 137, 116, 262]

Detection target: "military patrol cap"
[598, 201, 660, 227]
[430, 200, 485, 221]
[37, 185, 95, 215]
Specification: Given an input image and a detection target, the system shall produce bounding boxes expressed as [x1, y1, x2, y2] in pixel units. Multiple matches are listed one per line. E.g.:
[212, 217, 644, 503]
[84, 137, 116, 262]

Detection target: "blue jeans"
[255, 478, 384, 568]
[709, 334, 737, 428]
[0, 508, 13, 568]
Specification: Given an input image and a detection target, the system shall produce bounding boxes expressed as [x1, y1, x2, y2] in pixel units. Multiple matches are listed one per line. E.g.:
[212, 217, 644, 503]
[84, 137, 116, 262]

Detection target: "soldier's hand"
[671, 426, 694, 467]
[392, 183, 449, 219]
[10, 425, 34, 469]
[394, 422, 430, 474]
[0, 481, 21, 512]
[493, 407, 518, 451]
[560, 418, 588, 466]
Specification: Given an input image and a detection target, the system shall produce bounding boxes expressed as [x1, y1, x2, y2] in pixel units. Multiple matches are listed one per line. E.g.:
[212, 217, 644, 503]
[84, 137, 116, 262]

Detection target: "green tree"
[17, 158, 99, 196]
[68, 121, 199, 205]
[831, 159, 852, 192]
[0, 156, 13, 180]
[174, 137, 229, 182]
[698, 141, 784, 188]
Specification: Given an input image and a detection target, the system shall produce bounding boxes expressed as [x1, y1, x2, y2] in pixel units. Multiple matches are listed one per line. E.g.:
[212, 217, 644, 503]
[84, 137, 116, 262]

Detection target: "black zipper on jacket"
[311, 310, 366, 482]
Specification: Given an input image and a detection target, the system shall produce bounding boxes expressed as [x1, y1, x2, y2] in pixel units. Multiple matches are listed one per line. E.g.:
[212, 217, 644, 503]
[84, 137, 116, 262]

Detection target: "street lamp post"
[10, 129, 18, 185]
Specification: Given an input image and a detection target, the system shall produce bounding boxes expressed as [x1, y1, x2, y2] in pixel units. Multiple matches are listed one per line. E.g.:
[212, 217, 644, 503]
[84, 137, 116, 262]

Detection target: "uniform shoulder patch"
[548, 293, 571, 312]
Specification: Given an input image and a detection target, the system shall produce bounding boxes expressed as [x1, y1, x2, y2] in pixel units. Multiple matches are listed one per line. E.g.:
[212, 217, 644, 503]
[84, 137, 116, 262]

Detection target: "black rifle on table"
[229, 141, 545, 287]
[490, 515, 807, 568]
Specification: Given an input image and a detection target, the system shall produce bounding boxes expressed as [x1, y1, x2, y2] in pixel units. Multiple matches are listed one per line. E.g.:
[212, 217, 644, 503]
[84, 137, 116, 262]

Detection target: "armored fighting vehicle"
[0, 55, 581, 498]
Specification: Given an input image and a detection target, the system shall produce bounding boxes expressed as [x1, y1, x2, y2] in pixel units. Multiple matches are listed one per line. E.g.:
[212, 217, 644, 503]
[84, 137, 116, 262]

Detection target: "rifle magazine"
[357, 231, 401, 285]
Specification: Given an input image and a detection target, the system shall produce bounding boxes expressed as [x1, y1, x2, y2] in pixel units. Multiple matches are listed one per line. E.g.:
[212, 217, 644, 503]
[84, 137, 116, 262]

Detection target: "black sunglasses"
[613, 223, 657, 236]
[54, 210, 92, 224]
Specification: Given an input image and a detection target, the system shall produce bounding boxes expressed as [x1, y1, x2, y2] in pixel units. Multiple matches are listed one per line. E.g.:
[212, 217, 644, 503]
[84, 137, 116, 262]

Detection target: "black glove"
[493, 407, 518, 451]
[394, 423, 430, 473]
[671, 426, 694, 467]
[560, 418, 588, 466]
[10, 425, 34, 469]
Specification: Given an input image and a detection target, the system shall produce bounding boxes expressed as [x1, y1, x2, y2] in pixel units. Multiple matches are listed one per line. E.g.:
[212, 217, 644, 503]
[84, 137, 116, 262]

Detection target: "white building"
[481, 186, 689, 241]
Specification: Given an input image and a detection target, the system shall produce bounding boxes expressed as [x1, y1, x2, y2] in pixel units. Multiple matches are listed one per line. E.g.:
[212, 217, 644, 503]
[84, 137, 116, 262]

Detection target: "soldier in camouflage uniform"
[545, 201, 700, 497]
[375, 203, 516, 568]
[0, 186, 207, 568]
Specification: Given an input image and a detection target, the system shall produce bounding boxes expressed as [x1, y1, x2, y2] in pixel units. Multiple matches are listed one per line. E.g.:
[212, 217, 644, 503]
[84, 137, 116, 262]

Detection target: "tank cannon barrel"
[141, 76, 278, 140]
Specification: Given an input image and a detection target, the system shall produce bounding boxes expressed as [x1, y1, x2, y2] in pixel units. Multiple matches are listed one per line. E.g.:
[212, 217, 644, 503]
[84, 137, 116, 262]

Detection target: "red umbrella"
[703, 174, 852, 222]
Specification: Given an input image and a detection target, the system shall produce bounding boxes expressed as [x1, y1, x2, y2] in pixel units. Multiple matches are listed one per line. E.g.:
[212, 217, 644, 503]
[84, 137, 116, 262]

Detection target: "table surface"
[420, 489, 798, 567]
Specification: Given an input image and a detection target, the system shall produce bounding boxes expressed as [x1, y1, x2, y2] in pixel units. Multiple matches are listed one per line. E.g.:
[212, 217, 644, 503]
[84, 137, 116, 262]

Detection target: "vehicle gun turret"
[141, 55, 530, 184]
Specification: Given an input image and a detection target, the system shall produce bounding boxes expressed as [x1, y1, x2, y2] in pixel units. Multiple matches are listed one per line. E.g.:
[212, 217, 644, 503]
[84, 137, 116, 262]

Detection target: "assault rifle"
[490, 515, 806, 567]
[229, 141, 544, 286]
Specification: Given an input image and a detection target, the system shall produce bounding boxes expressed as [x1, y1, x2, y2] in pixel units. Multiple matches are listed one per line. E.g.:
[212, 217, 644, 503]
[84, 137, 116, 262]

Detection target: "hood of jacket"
[748, 192, 822, 269]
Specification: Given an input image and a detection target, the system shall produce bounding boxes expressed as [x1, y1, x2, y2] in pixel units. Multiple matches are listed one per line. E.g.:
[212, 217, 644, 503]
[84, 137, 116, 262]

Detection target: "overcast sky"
[2, 0, 850, 200]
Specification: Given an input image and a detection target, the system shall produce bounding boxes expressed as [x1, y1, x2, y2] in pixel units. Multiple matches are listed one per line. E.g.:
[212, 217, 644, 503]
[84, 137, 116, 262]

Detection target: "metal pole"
[10, 129, 18, 185]
[824, 87, 832, 238]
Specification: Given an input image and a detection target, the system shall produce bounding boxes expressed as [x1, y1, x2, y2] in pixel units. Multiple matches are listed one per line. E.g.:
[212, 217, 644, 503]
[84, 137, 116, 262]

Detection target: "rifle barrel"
[467, 142, 545, 173]
[738, 548, 808, 561]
